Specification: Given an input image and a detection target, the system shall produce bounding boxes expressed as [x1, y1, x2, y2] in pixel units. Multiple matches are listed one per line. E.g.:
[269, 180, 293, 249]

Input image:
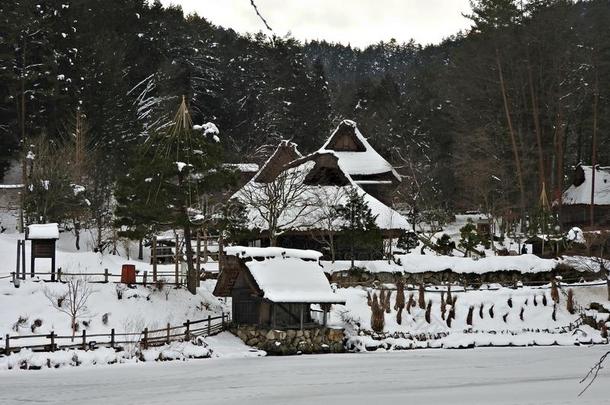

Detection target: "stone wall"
[329, 265, 603, 288]
[232, 325, 345, 355]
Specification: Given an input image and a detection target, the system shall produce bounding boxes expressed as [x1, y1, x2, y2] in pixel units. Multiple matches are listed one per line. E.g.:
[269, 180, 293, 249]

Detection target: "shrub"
[12, 316, 28, 332]
[466, 306, 474, 326]
[533, 295, 538, 306]
[550, 279, 560, 304]
[542, 294, 548, 306]
[384, 290, 392, 314]
[489, 305, 495, 318]
[566, 289, 575, 314]
[479, 303, 484, 319]
[406, 293, 414, 314]
[418, 284, 425, 309]
[519, 307, 524, 321]
[394, 280, 405, 311]
[370, 293, 385, 333]
[30, 319, 42, 333]
[601, 323, 608, 339]
[552, 304, 557, 321]
[102, 313, 109, 325]
[425, 300, 432, 323]
[507, 297, 513, 308]
[502, 313, 508, 323]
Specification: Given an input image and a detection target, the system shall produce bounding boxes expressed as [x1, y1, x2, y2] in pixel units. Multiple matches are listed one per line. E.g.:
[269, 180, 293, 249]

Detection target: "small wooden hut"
[213, 247, 345, 329]
[25, 223, 59, 280]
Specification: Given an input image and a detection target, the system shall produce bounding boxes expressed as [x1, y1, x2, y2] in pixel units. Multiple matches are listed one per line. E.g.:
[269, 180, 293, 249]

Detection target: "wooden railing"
[1, 313, 231, 356]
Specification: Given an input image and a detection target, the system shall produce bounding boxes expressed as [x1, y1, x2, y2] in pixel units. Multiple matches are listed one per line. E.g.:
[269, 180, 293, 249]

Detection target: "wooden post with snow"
[196, 231, 201, 276]
[152, 236, 157, 282]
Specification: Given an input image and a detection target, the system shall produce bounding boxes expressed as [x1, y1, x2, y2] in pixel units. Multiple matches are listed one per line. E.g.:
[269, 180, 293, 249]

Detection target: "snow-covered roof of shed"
[27, 223, 59, 240]
[562, 165, 610, 206]
[225, 246, 323, 260]
[319, 120, 400, 181]
[245, 257, 344, 303]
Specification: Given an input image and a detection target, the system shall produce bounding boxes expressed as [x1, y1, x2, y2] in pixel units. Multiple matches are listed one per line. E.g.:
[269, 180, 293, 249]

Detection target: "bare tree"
[309, 186, 349, 262]
[44, 276, 95, 341]
[238, 163, 316, 246]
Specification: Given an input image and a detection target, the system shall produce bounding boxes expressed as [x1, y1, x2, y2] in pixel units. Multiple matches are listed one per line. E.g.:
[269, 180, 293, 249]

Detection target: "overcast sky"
[160, 0, 473, 48]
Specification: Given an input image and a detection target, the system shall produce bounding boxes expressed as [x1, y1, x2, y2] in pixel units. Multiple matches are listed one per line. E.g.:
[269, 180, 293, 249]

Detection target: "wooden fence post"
[5, 334, 9, 354]
[15, 241, 20, 279]
[175, 235, 180, 286]
[110, 328, 115, 348]
[104, 268, 109, 283]
[57, 268, 62, 282]
[21, 240, 25, 280]
[196, 232, 201, 276]
[49, 331, 56, 352]
[221, 312, 225, 327]
[143, 271, 148, 287]
[152, 236, 157, 282]
[142, 328, 148, 350]
[82, 330, 87, 350]
[207, 315, 211, 335]
[184, 319, 190, 341]
[166, 322, 171, 344]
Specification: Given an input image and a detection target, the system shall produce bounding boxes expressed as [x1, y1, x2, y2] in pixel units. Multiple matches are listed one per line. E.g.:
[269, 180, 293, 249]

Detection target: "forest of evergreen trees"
[1, 0, 609, 220]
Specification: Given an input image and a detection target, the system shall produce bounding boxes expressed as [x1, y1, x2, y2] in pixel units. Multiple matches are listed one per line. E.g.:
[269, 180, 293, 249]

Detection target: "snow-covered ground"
[1, 346, 608, 404]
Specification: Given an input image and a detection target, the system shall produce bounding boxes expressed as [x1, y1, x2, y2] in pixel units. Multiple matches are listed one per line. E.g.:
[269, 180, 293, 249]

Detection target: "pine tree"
[338, 188, 382, 268]
[115, 97, 232, 293]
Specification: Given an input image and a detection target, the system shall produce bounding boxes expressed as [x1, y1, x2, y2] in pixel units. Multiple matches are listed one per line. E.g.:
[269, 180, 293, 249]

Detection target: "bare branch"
[579, 350, 610, 396]
[249, 0, 273, 32]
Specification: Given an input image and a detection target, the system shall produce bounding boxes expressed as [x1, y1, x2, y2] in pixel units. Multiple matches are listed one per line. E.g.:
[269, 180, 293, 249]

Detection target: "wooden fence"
[9, 268, 186, 286]
[0, 313, 230, 356]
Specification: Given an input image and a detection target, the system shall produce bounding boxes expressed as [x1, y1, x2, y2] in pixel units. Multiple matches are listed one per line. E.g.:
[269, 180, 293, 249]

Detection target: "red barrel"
[121, 264, 136, 284]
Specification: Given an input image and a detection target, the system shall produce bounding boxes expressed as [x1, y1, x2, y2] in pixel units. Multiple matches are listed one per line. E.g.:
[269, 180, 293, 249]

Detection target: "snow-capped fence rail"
[0, 313, 231, 356]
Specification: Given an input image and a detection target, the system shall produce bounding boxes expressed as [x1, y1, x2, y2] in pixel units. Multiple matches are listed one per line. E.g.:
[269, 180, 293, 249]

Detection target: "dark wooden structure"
[560, 165, 610, 229]
[25, 223, 59, 281]
[214, 254, 344, 330]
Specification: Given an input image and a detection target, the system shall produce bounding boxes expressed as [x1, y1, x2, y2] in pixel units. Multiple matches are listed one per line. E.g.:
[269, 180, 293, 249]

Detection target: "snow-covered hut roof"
[319, 120, 400, 182]
[26, 223, 59, 240]
[245, 257, 344, 303]
[562, 165, 610, 206]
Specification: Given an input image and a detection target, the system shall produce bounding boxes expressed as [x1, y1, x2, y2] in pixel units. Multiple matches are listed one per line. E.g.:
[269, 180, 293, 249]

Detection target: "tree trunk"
[590, 72, 599, 228]
[138, 239, 143, 260]
[184, 220, 197, 294]
[74, 221, 80, 251]
[496, 49, 526, 225]
[527, 59, 545, 192]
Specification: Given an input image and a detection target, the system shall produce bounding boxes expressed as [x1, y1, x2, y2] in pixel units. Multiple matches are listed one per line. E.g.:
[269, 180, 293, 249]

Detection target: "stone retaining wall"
[232, 325, 345, 355]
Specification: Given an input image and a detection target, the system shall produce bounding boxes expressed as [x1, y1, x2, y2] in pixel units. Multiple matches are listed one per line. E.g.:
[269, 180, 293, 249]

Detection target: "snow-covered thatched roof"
[232, 149, 410, 232]
[319, 120, 400, 183]
[562, 165, 610, 206]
